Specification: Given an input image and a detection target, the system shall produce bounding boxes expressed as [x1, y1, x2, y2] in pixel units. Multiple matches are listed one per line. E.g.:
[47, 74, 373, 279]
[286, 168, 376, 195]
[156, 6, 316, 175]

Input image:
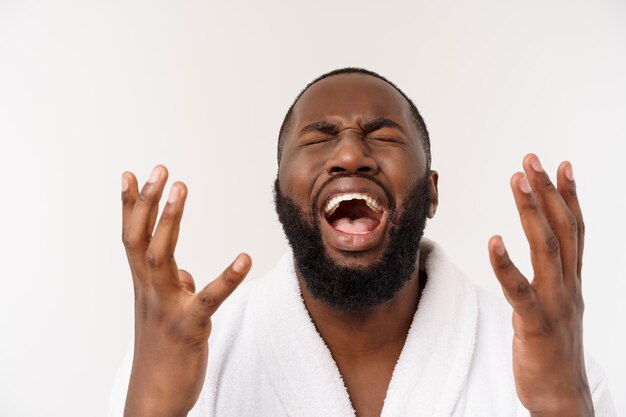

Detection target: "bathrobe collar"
[255, 239, 478, 417]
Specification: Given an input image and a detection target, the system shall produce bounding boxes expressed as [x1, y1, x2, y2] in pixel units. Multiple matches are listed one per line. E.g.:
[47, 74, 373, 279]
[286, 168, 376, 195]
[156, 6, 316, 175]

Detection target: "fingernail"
[148, 166, 161, 183]
[518, 175, 532, 194]
[565, 163, 574, 181]
[167, 185, 180, 203]
[121, 174, 129, 192]
[495, 238, 506, 256]
[233, 255, 246, 273]
[530, 156, 543, 172]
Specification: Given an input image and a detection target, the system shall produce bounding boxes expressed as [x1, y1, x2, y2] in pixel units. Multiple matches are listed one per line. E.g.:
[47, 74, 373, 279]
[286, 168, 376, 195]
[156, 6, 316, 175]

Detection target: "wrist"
[124, 384, 190, 417]
[529, 396, 594, 417]
[124, 403, 187, 417]
[124, 361, 198, 417]
[531, 411, 592, 417]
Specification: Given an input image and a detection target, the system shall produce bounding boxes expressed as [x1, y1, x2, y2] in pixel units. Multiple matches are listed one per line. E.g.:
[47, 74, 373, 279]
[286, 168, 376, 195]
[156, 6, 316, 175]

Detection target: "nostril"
[325, 142, 379, 174]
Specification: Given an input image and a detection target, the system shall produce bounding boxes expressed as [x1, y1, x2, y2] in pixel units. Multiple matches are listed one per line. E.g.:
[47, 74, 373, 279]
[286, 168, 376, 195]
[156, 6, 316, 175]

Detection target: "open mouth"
[323, 193, 384, 235]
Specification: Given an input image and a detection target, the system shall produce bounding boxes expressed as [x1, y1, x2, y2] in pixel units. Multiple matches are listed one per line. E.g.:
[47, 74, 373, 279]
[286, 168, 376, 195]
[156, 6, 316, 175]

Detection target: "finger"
[510, 172, 563, 292]
[142, 166, 170, 242]
[557, 161, 585, 279]
[191, 254, 252, 323]
[178, 269, 196, 293]
[121, 172, 145, 288]
[123, 165, 169, 271]
[121, 172, 138, 227]
[488, 236, 545, 327]
[523, 154, 578, 283]
[145, 182, 188, 291]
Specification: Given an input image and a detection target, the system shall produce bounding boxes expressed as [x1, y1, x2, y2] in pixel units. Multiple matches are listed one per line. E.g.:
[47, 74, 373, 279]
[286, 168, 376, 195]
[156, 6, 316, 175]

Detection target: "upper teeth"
[324, 193, 382, 216]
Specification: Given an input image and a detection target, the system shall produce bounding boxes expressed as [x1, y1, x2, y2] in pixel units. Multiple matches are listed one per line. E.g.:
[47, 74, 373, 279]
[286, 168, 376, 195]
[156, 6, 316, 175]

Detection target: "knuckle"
[198, 292, 218, 310]
[566, 186, 578, 199]
[497, 257, 514, 271]
[579, 220, 586, 236]
[513, 279, 532, 297]
[145, 249, 163, 269]
[122, 232, 138, 249]
[541, 176, 556, 191]
[567, 215, 578, 234]
[544, 234, 560, 257]
[223, 268, 239, 286]
[521, 198, 537, 212]
[557, 214, 578, 234]
[136, 190, 152, 205]
[123, 231, 150, 250]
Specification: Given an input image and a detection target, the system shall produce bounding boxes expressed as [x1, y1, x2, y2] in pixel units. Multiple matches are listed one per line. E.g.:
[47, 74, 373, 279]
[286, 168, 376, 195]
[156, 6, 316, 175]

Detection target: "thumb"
[191, 253, 252, 323]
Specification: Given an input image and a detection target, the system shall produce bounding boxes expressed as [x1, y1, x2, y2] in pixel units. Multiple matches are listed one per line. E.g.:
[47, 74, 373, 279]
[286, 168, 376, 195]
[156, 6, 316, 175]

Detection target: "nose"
[324, 133, 379, 176]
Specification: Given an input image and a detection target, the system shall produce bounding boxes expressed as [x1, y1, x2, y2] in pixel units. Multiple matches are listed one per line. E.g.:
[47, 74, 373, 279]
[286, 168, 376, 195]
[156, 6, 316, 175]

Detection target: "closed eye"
[301, 137, 335, 146]
[368, 136, 405, 143]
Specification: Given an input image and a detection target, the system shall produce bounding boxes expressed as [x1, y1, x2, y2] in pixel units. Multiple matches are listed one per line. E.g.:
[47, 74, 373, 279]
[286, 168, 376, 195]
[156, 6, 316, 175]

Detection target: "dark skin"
[121, 73, 593, 417]
[278, 74, 438, 417]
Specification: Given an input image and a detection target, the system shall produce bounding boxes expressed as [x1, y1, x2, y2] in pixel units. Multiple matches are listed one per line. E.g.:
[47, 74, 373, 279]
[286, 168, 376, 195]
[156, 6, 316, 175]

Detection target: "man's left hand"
[488, 154, 593, 417]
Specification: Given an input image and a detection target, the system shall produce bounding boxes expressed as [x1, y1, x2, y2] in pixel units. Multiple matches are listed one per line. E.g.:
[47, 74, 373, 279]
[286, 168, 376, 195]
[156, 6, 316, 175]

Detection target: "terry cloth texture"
[109, 239, 616, 417]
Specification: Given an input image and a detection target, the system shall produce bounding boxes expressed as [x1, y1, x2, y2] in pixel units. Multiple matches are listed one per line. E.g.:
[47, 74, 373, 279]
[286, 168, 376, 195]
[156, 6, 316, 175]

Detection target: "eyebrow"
[299, 117, 405, 136]
[361, 118, 404, 134]
[299, 121, 340, 136]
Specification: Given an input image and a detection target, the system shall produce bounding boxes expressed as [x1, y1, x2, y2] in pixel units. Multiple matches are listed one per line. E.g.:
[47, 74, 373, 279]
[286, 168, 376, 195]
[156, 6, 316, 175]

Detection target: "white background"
[0, 0, 624, 416]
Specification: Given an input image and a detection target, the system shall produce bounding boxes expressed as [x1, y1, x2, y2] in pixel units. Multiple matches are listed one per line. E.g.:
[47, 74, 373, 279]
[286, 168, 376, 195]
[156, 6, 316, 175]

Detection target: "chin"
[323, 243, 388, 270]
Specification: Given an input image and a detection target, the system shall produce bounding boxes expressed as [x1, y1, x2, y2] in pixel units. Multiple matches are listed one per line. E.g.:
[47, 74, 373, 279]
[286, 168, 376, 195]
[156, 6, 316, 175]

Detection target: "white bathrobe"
[109, 239, 616, 417]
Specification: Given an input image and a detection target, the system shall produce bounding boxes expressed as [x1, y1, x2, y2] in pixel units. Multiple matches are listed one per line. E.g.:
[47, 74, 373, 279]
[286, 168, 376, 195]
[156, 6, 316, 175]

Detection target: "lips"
[316, 177, 390, 252]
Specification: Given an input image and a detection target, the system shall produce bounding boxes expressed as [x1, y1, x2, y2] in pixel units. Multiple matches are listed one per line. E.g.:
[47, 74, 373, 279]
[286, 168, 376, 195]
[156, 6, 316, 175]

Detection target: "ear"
[427, 170, 439, 218]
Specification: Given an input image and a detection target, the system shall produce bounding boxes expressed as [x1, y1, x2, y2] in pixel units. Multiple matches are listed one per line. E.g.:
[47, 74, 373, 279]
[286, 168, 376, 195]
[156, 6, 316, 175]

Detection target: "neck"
[297, 256, 425, 358]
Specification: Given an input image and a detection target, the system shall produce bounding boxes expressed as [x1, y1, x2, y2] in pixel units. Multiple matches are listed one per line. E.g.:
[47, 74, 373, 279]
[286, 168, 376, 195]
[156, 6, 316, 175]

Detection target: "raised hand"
[121, 166, 252, 417]
[488, 154, 593, 417]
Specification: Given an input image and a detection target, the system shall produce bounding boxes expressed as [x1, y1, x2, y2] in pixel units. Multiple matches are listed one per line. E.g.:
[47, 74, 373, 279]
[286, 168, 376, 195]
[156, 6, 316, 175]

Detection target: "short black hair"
[277, 67, 431, 168]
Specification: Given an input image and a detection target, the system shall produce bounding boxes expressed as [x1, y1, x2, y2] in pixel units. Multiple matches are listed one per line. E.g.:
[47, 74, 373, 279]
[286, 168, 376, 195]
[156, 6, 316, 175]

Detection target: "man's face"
[278, 73, 438, 270]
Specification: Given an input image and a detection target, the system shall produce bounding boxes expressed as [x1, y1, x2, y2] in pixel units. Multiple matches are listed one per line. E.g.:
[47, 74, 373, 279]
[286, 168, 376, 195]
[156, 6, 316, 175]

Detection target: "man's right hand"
[121, 166, 252, 417]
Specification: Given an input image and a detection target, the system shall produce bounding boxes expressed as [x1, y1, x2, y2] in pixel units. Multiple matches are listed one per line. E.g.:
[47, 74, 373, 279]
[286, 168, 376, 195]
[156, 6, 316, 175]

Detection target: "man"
[112, 68, 615, 416]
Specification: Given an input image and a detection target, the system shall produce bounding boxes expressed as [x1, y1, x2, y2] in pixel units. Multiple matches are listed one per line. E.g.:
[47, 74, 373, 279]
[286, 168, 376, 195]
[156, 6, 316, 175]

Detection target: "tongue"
[332, 217, 378, 234]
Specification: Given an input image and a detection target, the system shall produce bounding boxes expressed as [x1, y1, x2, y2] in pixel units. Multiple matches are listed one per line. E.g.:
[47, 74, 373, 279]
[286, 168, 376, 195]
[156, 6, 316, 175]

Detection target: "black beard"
[273, 174, 432, 312]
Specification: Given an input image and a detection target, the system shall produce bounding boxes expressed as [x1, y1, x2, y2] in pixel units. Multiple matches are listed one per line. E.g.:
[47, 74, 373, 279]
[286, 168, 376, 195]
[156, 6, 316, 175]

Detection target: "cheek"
[379, 154, 421, 190]
[377, 153, 426, 212]
[278, 152, 326, 203]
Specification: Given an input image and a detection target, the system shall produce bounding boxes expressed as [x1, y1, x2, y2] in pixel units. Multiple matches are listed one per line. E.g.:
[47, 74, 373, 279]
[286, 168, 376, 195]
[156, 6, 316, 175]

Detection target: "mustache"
[310, 173, 397, 216]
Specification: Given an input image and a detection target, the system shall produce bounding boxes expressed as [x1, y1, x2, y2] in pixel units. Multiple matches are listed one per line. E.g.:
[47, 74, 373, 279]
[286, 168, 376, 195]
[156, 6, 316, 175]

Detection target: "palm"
[488, 155, 591, 416]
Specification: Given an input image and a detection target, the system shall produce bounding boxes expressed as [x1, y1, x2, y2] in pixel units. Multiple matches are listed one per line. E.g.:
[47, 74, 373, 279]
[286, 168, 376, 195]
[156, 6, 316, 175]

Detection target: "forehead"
[291, 73, 413, 128]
